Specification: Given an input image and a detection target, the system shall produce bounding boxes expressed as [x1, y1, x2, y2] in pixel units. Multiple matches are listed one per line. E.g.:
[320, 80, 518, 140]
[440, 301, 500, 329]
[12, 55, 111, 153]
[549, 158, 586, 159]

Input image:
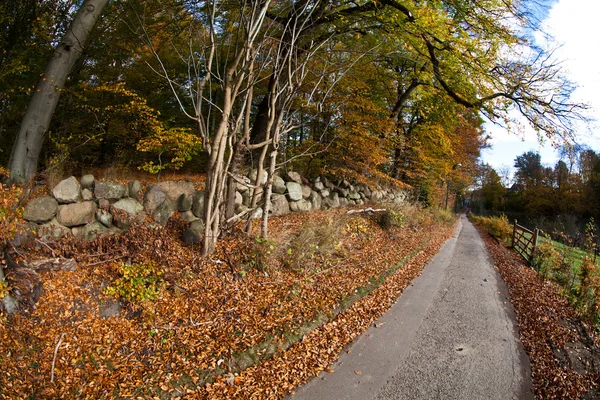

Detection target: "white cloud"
[482, 0, 600, 171]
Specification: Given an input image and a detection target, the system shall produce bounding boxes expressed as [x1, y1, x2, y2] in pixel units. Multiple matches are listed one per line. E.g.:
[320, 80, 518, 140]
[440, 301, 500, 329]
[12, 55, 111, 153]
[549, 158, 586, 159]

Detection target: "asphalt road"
[292, 215, 533, 400]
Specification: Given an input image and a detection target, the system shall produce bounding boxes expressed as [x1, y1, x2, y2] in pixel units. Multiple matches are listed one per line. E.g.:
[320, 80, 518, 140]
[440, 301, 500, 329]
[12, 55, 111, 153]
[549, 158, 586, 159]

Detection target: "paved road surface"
[293, 215, 533, 400]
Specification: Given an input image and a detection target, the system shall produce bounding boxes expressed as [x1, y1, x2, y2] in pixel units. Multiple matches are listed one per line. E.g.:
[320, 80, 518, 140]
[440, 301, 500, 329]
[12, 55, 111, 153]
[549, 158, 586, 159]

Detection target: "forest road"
[292, 214, 533, 400]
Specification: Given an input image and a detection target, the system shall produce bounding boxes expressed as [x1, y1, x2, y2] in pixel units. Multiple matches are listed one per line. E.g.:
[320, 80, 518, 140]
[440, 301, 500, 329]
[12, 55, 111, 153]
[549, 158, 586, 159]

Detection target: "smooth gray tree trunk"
[8, 0, 109, 183]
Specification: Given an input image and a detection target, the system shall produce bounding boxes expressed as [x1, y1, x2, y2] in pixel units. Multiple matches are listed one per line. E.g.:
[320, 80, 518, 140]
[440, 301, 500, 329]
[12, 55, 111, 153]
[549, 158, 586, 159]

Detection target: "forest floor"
[0, 200, 456, 399]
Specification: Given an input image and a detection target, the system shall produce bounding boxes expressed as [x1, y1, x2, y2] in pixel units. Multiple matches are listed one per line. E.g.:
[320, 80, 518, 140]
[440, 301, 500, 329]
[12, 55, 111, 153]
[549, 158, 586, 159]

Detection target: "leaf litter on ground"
[1, 206, 456, 399]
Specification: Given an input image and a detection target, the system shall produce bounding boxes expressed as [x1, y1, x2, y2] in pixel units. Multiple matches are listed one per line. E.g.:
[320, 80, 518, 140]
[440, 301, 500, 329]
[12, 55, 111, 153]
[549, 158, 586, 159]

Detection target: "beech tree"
[7, 0, 109, 184]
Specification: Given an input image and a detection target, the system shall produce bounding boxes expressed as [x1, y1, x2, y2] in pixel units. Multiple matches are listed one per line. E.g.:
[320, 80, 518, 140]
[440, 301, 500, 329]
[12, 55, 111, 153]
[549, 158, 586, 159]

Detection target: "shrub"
[282, 217, 345, 273]
[105, 262, 165, 302]
[470, 214, 512, 246]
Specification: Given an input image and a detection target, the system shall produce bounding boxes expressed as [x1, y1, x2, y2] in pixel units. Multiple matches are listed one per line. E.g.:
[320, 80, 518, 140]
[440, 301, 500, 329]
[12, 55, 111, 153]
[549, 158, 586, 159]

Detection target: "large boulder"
[180, 210, 198, 223]
[128, 180, 142, 199]
[111, 198, 145, 229]
[23, 196, 58, 223]
[112, 198, 145, 216]
[290, 199, 312, 212]
[37, 218, 71, 242]
[178, 193, 193, 212]
[52, 176, 81, 204]
[80, 174, 95, 190]
[95, 209, 113, 227]
[323, 192, 340, 209]
[156, 181, 196, 205]
[309, 190, 322, 211]
[235, 191, 243, 205]
[249, 169, 268, 186]
[272, 175, 287, 194]
[182, 220, 204, 245]
[286, 182, 303, 201]
[72, 221, 108, 241]
[144, 185, 167, 214]
[81, 188, 94, 201]
[270, 194, 290, 216]
[191, 191, 205, 218]
[56, 201, 97, 227]
[94, 181, 126, 201]
[301, 185, 312, 199]
[285, 171, 302, 183]
[152, 199, 174, 226]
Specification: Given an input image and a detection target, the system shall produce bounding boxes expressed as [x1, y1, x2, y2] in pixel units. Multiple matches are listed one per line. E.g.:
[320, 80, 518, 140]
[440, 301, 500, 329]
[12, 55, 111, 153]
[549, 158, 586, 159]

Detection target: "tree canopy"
[1, 0, 590, 253]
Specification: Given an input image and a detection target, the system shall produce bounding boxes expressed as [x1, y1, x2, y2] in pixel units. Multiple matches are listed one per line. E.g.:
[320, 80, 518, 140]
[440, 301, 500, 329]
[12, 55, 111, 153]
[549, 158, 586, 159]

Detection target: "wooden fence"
[512, 219, 539, 264]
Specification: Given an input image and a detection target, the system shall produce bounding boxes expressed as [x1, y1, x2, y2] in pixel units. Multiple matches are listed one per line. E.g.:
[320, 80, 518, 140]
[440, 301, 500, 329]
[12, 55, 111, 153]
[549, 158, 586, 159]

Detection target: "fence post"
[512, 219, 517, 248]
[531, 228, 539, 264]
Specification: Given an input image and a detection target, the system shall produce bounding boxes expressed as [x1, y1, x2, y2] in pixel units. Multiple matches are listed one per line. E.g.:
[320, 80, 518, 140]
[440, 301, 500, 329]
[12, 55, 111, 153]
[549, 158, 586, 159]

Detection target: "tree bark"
[8, 0, 109, 183]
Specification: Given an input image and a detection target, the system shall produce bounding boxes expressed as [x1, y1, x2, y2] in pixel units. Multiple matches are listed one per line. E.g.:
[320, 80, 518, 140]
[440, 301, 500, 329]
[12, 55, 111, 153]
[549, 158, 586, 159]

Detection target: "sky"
[480, 0, 600, 175]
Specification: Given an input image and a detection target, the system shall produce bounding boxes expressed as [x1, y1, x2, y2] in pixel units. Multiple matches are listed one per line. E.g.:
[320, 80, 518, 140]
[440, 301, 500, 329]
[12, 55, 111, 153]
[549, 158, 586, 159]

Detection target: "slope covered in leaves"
[0, 206, 455, 399]
[477, 227, 600, 399]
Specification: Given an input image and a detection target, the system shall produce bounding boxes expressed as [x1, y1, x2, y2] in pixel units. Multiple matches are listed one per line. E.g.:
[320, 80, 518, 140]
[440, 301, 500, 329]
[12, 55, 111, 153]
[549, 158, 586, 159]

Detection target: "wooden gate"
[512, 220, 539, 264]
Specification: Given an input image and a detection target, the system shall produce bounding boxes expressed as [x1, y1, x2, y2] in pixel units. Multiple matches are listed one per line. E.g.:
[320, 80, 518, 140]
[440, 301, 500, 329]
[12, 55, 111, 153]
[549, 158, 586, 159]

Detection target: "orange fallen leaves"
[1, 207, 455, 399]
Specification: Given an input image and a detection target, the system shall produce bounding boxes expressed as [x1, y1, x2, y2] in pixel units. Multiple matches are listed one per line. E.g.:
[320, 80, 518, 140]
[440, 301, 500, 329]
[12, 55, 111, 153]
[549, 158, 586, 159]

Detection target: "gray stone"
[301, 185, 312, 199]
[37, 218, 71, 242]
[2, 294, 19, 315]
[98, 199, 110, 210]
[249, 169, 268, 185]
[339, 197, 349, 207]
[180, 210, 198, 223]
[349, 191, 361, 200]
[323, 177, 334, 190]
[23, 196, 58, 223]
[235, 191, 243, 205]
[152, 198, 174, 226]
[156, 181, 196, 205]
[10, 222, 37, 247]
[272, 175, 287, 194]
[241, 190, 251, 206]
[270, 194, 290, 216]
[128, 180, 142, 199]
[112, 198, 144, 216]
[72, 221, 107, 241]
[286, 182, 303, 201]
[251, 207, 263, 219]
[236, 176, 251, 193]
[178, 193, 193, 212]
[356, 199, 365, 205]
[80, 174, 95, 190]
[94, 181, 126, 201]
[235, 204, 249, 214]
[320, 189, 330, 198]
[314, 181, 325, 191]
[338, 188, 350, 198]
[323, 192, 340, 209]
[81, 188, 94, 201]
[341, 179, 351, 188]
[99, 298, 122, 318]
[310, 190, 322, 211]
[192, 191, 205, 218]
[111, 198, 145, 229]
[290, 199, 312, 212]
[286, 171, 302, 183]
[182, 220, 204, 245]
[364, 187, 372, 197]
[52, 176, 81, 204]
[144, 185, 167, 214]
[56, 201, 97, 227]
[95, 209, 113, 227]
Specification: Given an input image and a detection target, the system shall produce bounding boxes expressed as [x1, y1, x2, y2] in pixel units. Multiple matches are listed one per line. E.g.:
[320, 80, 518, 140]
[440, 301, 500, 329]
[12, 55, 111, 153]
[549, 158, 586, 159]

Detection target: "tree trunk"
[8, 0, 109, 183]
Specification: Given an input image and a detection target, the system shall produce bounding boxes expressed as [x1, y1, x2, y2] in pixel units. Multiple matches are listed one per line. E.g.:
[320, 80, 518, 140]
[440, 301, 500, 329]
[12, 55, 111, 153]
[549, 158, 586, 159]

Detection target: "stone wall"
[22, 172, 409, 245]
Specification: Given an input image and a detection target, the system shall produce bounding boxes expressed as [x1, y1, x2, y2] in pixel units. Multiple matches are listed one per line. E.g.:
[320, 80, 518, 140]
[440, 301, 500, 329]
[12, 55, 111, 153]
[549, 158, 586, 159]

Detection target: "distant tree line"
[474, 148, 600, 241]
